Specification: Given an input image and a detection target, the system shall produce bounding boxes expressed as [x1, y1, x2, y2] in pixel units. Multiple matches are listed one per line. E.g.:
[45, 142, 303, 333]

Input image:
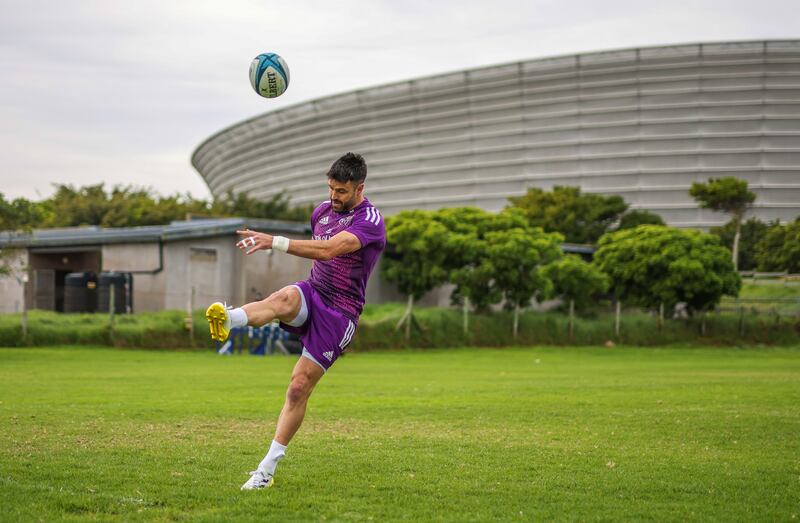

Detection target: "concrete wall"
[100, 233, 313, 313]
[102, 242, 165, 311]
[0, 249, 28, 313]
[194, 40, 800, 229]
[240, 242, 312, 304]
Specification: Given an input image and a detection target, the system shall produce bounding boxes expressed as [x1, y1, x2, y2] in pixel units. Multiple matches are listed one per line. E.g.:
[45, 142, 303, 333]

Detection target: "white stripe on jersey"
[365, 207, 381, 225]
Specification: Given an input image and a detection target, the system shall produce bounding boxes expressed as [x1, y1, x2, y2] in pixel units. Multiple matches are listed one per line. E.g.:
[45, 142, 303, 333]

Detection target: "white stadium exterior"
[192, 40, 800, 228]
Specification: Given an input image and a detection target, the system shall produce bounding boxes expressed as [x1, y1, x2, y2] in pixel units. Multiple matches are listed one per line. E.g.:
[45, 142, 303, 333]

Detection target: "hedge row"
[1, 306, 798, 349]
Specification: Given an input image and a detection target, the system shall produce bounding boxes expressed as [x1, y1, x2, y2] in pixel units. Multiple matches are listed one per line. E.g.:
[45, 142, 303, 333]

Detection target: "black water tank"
[97, 272, 127, 314]
[64, 272, 97, 313]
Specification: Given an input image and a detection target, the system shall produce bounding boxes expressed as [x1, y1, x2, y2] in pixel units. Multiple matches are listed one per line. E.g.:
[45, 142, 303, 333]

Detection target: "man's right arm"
[235, 229, 361, 261]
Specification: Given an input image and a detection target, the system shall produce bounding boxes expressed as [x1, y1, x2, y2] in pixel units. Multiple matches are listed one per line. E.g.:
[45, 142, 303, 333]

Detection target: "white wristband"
[272, 236, 290, 252]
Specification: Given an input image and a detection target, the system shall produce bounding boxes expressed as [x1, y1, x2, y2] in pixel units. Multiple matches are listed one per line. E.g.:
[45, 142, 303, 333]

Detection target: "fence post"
[738, 303, 745, 337]
[700, 310, 706, 336]
[615, 299, 621, 338]
[568, 299, 574, 340]
[21, 305, 28, 342]
[109, 283, 115, 342]
[658, 302, 664, 333]
[406, 295, 414, 342]
[462, 296, 469, 336]
[20, 272, 29, 343]
[188, 286, 196, 347]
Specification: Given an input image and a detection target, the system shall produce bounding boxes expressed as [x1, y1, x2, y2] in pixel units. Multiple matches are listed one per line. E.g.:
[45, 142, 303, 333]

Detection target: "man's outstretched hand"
[236, 229, 275, 254]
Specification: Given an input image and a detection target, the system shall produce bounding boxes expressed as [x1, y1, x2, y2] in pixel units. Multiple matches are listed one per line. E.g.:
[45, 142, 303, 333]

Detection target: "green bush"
[350, 305, 800, 350]
[0, 305, 798, 349]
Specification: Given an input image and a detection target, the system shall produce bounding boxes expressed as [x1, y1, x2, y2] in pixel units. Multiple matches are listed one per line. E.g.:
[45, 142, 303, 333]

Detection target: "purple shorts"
[280, 281, 355, 371]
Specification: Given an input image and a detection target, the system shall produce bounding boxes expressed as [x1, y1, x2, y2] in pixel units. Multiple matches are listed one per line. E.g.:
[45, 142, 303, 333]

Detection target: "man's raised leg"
[242, 286, 303, 327]
[206, 286, 302, 342]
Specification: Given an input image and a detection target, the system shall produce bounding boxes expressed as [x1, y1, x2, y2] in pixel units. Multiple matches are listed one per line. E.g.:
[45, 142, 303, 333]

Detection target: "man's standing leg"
[246, 356, 325, 489]
[206, 286, 325, 489]
[275, 356, 326, 445]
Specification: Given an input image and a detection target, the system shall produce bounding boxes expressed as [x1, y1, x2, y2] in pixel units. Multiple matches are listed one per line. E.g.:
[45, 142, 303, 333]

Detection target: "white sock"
[228, 307, 248, 328]
[257, 440, 287, 476]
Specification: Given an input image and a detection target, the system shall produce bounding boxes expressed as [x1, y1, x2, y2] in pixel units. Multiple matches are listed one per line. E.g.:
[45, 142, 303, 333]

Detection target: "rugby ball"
[249, 53, 290, 98]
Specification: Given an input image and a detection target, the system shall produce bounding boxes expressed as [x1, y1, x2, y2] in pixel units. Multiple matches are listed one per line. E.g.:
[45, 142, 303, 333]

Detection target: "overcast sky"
[0, 0, 796, 201]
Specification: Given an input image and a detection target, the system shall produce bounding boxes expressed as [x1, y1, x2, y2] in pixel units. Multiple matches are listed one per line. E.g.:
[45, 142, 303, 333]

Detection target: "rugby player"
[205, 152, 385, 490]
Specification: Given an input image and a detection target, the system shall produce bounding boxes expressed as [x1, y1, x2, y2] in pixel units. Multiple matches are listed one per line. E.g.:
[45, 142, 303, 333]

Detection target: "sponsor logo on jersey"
[319, 216, 330, 225]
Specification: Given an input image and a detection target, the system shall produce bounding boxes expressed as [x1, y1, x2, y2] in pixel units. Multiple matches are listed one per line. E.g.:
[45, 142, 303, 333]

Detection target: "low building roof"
[0, 217, 311, 249]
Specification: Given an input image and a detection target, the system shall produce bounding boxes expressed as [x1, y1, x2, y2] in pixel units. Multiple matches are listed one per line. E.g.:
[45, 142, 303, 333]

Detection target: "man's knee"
[264, 287, 301, 318]
[286, 375, 312, 405]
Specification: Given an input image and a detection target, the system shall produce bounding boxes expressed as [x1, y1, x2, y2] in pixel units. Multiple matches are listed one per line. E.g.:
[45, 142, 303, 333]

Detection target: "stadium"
[193, 40, 800, 228]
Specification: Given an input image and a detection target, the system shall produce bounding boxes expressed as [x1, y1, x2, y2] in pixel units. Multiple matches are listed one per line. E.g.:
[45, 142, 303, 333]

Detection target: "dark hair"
[327, 152, 367, 184]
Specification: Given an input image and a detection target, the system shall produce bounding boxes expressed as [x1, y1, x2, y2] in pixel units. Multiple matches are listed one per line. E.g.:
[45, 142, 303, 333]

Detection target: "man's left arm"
[236, 229, 361, 261]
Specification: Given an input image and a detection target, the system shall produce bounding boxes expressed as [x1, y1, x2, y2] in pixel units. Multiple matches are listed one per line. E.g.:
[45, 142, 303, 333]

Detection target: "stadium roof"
[0, 218, 311, 249]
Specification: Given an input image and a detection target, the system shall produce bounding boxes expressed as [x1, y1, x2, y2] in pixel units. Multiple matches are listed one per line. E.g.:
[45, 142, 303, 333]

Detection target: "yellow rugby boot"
[205, 302, 231, 342]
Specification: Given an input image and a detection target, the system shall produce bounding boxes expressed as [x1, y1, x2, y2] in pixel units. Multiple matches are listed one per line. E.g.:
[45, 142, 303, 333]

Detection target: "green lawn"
[739, 281, 800, 300]
[1, 346, 799, 522]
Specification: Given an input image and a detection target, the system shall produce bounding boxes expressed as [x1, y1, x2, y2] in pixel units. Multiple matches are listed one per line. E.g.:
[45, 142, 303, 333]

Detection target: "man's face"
[328, 179, 363, 212]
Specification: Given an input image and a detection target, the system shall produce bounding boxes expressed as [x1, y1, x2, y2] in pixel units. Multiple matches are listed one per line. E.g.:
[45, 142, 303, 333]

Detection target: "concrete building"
[193, 40, 800, 228]
[0, 218, 324, 314]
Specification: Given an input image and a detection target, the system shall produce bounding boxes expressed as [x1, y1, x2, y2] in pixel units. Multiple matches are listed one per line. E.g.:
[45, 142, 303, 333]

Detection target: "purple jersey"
[306, 197, 386, 322]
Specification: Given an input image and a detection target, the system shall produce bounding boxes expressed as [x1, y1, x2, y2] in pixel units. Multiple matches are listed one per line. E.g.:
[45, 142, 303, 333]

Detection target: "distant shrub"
[0, 305, 798, 349]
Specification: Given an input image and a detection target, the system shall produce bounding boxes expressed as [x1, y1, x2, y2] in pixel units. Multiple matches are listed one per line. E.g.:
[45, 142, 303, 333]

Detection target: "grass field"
[740, 281, 800, 300]
[1, 346, 799, 522]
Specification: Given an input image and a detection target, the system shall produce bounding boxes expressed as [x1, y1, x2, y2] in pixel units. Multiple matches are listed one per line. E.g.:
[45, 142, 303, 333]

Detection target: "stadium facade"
[193, 40, 800, 228]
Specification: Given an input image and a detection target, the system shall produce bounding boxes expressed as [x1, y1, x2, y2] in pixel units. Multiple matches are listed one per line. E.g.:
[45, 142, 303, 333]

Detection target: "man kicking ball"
[205, 152, 385, 490]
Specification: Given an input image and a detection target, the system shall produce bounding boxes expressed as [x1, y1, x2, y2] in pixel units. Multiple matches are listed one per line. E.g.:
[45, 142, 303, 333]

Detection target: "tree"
[208, 190, 314, 223]
[594, 225, 741, 315]
[484, 212, 563, 338]
[38, 184, 110, 227]
[507, 185, 628, 244]
[544, 255, 610, 311]
[755, 218, 800, 273]
[432, 207, 498, 313]
[690, 177, 756, 271]
[710, 217, 770, 271]
[4, 183, 312, 229]
[617, 210, 665, 230]
[382, 210, 450, 336]
[0, 193, 44, 232]
[0, 193, 40, 278]
[544, 255, 610, 338]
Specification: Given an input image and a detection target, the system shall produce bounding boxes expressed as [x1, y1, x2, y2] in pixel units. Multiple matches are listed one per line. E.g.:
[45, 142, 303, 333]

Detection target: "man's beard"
[332, 196, 356, 212]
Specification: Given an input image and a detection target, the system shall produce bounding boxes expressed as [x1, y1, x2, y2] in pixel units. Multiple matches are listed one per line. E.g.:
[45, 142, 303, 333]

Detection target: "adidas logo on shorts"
[322, 351, 334, 361]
